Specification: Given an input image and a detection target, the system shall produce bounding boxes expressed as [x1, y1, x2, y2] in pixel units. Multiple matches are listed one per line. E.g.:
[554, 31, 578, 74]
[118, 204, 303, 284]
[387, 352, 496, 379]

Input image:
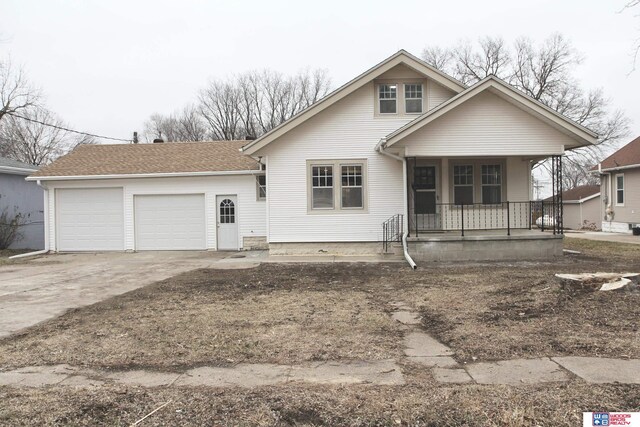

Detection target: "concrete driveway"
[0, 251, 228, 338]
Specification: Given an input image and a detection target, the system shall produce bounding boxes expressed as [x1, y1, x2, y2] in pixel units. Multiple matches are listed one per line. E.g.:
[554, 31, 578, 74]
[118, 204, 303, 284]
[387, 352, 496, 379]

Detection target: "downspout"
[13, 179, 51, 258]
[377, 138, 417, 269]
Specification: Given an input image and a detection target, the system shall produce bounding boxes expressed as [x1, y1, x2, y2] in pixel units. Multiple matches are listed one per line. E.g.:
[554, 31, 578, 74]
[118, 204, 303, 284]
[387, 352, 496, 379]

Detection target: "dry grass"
[0, 264, 403, 370]
[0, 249, 29, 265]
[1, 380, 638, 426]
[0, 239, 639, 425]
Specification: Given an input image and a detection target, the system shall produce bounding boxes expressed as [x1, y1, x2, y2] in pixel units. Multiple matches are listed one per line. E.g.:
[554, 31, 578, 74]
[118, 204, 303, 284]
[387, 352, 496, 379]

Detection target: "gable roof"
[27, 141, 260, 181]
[241, 50, 466, 155]
[595, 135, 640, 172]
[0, 156, 39, 175]
[547, 185, 600, 203]
[383, 75, 598, 149]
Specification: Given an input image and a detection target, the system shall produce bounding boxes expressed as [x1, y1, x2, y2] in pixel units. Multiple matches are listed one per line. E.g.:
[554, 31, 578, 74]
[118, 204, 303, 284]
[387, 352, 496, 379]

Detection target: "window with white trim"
[311, 165, 334, 209]
[481, 164, 502, 204]
[341, 165, 363, 208]
[616, 174, 624, 205]
[308, 160, 367, 212]
[378, 84, 397, 114]
[453, 165, 474, 205]
[404, 83, 423, 114]
[256, 175, 266, 200]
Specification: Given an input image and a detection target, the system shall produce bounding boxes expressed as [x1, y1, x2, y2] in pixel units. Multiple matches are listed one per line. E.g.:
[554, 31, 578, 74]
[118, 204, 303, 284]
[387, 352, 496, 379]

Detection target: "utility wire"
[5, 112, 132, 143]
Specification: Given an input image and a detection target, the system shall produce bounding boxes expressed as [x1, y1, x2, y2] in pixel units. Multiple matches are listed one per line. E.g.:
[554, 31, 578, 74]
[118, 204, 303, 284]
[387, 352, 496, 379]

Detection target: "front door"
[217, 195, 238, 250]
[413, 165, 440, 230]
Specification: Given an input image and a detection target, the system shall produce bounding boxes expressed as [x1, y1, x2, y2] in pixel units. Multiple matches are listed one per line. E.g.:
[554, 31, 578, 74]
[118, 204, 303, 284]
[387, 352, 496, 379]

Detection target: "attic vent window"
[378, 84, 397, 114]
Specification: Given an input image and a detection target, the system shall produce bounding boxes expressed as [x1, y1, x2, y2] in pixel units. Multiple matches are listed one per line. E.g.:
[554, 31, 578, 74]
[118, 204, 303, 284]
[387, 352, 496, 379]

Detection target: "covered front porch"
[405, 155, 564, 237]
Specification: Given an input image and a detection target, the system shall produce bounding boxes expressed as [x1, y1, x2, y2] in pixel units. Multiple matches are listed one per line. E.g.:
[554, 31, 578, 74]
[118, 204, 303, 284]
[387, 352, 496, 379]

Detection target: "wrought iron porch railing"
[382, 214, 404, 252]
[408, 200, 563, 237]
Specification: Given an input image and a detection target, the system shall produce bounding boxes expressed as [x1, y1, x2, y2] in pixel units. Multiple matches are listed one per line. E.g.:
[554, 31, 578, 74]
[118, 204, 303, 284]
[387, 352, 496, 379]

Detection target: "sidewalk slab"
[404, 332, 454, 357]
[552, 357, 640, 384]
[466, 358, 569, 385]
[432, 368, 473, 383]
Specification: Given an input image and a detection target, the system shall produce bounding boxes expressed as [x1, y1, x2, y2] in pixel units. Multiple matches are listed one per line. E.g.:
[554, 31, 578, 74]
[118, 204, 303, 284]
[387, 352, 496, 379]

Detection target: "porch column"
[441, 158, 449, 204]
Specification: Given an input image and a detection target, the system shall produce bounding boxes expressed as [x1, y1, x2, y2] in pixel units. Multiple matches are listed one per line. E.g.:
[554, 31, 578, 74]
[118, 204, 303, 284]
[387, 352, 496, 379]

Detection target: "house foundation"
[407, 230, 563, 262]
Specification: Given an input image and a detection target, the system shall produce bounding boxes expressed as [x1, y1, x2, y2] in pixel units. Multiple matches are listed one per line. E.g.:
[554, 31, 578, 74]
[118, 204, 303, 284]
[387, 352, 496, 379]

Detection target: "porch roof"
[382, 76, 598, 150]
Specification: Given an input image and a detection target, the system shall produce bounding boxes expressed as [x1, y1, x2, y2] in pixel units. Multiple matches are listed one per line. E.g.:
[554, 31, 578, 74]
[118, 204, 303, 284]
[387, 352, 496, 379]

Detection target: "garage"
[56, 188, 124, 251]
[134, 194, 206, 250]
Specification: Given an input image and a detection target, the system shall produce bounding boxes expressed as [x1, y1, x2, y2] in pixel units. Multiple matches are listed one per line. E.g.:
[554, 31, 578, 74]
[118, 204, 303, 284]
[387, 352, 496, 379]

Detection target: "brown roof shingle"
[30, 141, 260, 178]
[597, 135, 640, 171]
[560, 185, 600, 202]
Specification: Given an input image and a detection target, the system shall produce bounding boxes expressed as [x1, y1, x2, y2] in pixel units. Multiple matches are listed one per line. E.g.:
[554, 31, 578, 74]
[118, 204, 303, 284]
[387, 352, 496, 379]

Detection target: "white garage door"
[56, 188, 124, 251]
[134, 194, 206, 250]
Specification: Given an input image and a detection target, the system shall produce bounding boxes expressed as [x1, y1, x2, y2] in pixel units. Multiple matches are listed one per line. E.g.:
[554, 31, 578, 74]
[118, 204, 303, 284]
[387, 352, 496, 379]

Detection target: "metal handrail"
[382, 214, 404, 252]
[408, 200, 560, 236]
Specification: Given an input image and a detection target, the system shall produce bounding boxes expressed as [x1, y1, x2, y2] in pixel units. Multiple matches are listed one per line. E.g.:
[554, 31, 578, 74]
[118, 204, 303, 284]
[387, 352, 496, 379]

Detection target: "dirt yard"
[0, 238, 639, 426]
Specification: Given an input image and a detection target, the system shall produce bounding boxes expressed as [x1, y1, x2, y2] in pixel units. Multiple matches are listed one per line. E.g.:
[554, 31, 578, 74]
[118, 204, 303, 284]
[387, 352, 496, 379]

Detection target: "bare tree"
[622, 0, 640, 70]
[422, 33, 630, 188]
[143, 105, 209, 142]
[198, 68, 331, 140]
[0, 58, 40, 124]
[199, 80, 243, 140]
[0, 108, 92, 165]
[562, 157, 600, 190]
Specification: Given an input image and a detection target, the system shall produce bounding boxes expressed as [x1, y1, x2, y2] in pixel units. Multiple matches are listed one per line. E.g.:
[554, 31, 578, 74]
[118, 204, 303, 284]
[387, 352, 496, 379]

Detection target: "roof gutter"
[375, 138, 403, 161]
[25, 170, 260, 182]
[0, 165, 39, 175]
[597, 163, 640, 173]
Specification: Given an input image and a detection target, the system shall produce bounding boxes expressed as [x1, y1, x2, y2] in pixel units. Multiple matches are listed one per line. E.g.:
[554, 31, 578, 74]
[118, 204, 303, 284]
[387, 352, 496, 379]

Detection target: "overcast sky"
[1, 0, 639, 146]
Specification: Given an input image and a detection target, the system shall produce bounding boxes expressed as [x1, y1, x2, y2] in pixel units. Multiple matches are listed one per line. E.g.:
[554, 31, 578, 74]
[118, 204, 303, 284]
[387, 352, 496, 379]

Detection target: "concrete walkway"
[565, 231, 640, 245]
[0, 360, 405, 388]
[389, 300, 640, 385]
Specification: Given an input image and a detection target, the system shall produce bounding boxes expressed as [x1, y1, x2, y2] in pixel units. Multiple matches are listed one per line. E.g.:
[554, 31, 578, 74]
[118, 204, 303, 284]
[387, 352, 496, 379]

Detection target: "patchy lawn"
[1, 380, 638, 426]
[0, 249, 30, 265]
[0, 238, 639, 425]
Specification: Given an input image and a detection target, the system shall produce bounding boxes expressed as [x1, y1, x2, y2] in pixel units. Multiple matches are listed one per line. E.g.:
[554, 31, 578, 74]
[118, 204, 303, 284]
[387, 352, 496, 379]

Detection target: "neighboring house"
[595, 135, 640, 233]
[545, 185, 600, 230]
[0, 157, 44, 250]
[29, 50, 597, 261]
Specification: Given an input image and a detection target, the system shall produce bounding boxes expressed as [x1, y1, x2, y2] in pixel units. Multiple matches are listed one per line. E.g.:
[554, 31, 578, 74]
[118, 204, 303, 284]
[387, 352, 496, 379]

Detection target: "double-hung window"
[256, 175, 266, 200]
[453, 165, 474, 205]
[378, 84, 397, 114]
[311, 165, 334, 209]
[404, 84, 423, 114]
[341, 165, 363, 208]
[616, 174, 624, 205]
[481, 164, 502, 204]
[309, 160, 367, 212]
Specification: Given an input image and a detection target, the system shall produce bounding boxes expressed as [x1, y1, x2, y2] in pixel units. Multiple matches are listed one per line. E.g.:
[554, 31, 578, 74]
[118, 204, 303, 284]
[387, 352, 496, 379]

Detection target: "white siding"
[262, 82, 416, 243]
[428, 80, 456, 110]
[44, 175, 265, 251]
[397, 91, 575, 157]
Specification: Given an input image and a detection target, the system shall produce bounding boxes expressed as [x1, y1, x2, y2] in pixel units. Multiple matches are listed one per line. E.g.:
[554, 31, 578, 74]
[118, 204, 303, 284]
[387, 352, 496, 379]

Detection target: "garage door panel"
[56, 188, 124, 251]
[135, 194, 206, 250]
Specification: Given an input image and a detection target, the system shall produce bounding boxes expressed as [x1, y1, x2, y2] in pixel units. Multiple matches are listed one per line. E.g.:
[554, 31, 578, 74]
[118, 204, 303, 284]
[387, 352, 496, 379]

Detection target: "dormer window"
[404, 83, 423, 113]
[378, 84, 397, 114]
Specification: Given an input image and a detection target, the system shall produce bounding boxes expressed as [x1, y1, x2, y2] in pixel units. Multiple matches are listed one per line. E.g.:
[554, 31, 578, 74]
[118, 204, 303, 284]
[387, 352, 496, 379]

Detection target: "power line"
[5, 112, 132, 143]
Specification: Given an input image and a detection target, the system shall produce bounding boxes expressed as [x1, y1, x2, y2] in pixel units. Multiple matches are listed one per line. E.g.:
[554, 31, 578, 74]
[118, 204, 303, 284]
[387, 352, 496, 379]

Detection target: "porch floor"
[408, 229, 562, 242]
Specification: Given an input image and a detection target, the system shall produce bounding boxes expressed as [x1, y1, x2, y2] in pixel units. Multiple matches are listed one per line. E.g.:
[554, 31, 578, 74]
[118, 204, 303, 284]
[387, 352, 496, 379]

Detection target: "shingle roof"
[597, 135, 640, 171]
[559, 185, 600, 202]
[0, 156, 39, 171]
[30, 141, 260, 178]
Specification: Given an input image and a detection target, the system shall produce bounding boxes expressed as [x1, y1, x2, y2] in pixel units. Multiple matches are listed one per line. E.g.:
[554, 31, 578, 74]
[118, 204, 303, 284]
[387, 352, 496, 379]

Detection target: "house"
[595, 135, 640, 233]
[28, 50, 598, 261]
[546, 185, 600, 230]
[0, 157, 44, 250]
